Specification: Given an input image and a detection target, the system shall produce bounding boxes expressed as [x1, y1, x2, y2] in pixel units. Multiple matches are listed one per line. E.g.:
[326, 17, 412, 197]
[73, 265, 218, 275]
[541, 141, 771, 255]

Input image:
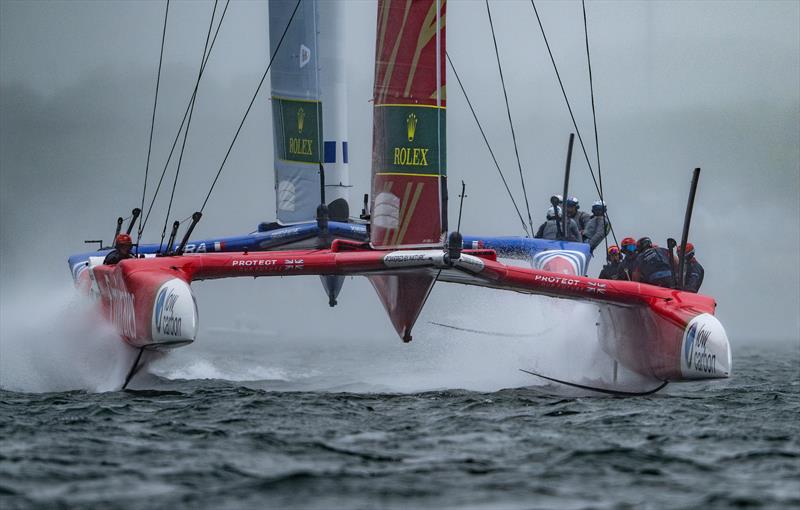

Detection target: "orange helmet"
[621, 237, 636, 253]
[116, 233, 132, 246]
[607, 245, 620, 256]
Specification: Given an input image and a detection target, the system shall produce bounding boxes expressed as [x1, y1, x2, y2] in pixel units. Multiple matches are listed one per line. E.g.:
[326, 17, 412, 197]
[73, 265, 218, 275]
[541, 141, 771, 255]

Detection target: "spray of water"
[0, 272, 649, 394]
[0, 282, 136, 393]
[146, 280, 640, 393]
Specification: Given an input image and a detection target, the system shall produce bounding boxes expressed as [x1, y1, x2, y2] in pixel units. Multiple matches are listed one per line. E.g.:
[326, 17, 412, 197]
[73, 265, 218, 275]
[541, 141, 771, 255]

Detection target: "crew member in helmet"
[565, 196, 592, 234]
[599, 245, 622, 280]
[104, 233, 134, 265]
[535, 206, 581, 242]
[582, 200, 610, 251]
[632, 236, 675, 288]
[678, 242, 704, 293]
[618, 237, 637, 280]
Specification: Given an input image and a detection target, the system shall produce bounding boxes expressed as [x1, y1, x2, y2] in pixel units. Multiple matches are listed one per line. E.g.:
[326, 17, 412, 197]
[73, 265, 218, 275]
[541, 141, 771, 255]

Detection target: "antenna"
[561, 133, 575, 239]
[126, 208, 142, 235]
[113, 217, 124, 246]
[456, 180, 467, 232]
[176, 212, 203, 255]
[678, 168, 701, 289]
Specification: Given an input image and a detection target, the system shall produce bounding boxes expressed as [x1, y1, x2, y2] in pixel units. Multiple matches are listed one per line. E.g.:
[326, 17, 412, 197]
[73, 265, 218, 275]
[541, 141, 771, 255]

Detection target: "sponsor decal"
[377, 105, 444, 176]
[533, 274, 581, 287]
[392, 113, 428, 166]
[407, 113, 418, 142]
[587, 281, 607, 294]
[384, 252, 431, 266]
[393, 147, 429, 167]
[183, 242, 209, 253]
[531, 250, 587, 277]
[154, 286, 182, 337]
[232, 259, 278, 267]
[299, 44, 311, 68]
[269, 227, 301, 239]
[273, 98, 322, 163]
[289, 107, 313, 156]
[104, 274, 136, 338]
[284, 259, 304, 270]
[684, 322, 716, 374]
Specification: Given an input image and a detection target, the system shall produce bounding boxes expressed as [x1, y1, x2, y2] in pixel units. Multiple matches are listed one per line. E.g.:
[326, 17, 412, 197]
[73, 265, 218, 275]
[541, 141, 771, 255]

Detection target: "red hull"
[82, 243, 730, 381]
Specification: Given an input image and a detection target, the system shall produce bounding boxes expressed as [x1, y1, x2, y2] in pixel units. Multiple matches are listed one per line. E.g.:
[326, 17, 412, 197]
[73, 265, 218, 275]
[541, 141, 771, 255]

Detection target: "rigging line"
[159, 0, 218, 252]
[530, 0, 618, 246]
[199, 0, 302, 213]
[485, 0, 534, 237]
[137, 0, 170, 255]
[446, 51, 529, 236]
[581, 0, 613, 252]
[139, 0, 230, 236]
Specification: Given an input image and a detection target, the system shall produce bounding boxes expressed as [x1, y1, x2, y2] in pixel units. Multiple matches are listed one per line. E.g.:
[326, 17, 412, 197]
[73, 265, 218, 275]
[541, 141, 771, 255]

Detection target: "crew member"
[632, 237, 674, 288]
[104, 233, 134, 265]
[678, 242, 704, 293]
[617, 237, 637, 280]
[582, 200, 610, 251]
[565, 196, 592, 234]
[599, 245, 622, 280]
[535, 206, 581, 242]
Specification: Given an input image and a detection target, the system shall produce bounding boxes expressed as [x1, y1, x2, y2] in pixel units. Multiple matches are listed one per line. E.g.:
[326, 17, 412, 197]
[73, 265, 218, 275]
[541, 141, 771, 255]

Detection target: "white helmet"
[547, 206, 562, 220]
[592, 200, 607, 214]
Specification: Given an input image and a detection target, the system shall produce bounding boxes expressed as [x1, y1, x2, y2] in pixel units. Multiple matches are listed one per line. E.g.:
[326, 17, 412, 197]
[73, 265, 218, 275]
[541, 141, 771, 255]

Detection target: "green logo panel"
[272, 98, 322, 163]
[375, 105, 446, 176]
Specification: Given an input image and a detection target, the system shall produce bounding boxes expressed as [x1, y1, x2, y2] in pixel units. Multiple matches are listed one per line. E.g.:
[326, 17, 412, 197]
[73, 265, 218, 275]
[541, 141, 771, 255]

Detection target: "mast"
[370, 0, 447, 248]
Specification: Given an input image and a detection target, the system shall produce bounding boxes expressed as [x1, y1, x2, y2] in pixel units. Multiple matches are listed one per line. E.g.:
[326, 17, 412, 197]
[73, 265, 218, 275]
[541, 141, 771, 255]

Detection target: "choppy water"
[1, 340, 798, 510]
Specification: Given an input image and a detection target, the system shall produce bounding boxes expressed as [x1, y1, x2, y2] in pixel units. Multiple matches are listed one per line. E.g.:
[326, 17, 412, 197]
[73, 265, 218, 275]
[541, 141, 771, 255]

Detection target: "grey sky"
[1, 0, 798, 344]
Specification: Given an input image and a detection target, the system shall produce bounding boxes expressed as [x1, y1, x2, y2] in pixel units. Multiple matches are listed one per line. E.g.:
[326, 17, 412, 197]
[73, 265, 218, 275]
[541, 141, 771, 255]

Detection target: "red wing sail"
[370, 0, 446, 249]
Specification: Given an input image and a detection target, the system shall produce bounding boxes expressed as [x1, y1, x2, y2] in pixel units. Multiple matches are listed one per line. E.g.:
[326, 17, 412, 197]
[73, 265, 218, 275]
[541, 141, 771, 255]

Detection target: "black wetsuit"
[682, 258, 704, 293]
[634, 247, 675, 288]
[599, 261, 622, 280]
[103, 250, 133, 265]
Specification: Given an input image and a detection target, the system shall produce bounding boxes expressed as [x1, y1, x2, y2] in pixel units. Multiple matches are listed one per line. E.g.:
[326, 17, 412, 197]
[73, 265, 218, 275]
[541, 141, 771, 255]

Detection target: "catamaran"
[67, 0, 730, 392]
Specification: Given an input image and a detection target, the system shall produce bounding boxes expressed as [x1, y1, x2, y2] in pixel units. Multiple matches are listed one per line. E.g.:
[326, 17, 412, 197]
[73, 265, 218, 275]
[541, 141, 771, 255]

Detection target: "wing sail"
[269, 0, 351, 224]
[370, 0, 447, 249]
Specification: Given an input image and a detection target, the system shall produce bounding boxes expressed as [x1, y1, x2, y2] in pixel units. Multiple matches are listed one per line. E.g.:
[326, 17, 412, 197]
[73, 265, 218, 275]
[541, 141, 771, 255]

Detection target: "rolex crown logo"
[406, 113, 418, 142]
[297, 107, 305, 134]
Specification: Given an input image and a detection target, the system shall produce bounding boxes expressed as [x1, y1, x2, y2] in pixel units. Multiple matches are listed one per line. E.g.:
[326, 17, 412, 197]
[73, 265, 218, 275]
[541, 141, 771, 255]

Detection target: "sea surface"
[1, 339, 798, 510]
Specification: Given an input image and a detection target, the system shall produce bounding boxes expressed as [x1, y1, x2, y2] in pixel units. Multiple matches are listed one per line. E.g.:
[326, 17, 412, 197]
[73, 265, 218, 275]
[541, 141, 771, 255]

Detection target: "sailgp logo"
[154, 287, 181, 337]
[299, 44, 310, 68]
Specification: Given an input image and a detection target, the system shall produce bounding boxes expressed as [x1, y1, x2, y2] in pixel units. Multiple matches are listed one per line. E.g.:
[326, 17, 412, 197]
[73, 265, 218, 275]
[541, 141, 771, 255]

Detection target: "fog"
[1, 0, 798, 356]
